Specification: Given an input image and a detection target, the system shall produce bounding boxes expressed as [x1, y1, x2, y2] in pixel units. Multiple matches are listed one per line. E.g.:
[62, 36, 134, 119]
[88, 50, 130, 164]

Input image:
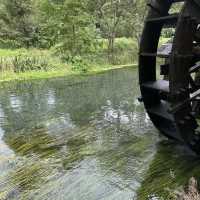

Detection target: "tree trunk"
[72, 24, 76, 57]
[108, 34, 115, 64]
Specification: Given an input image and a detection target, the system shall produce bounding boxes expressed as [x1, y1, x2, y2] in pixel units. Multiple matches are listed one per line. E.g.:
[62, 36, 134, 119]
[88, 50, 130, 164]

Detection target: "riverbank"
[0, 36, 171, 83]
[0, 47, 137, 83]
[0, 64, 136, 83]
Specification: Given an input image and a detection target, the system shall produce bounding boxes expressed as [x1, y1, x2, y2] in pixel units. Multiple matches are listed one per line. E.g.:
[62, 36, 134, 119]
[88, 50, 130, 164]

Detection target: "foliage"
[0, 0, 153, 69]
[0, 48, 136, 82]
[0, 49, 59, 73]
[90, 0, 136, 63]
[0, 39, 22, 49]
[0, 38, 138, 74]
[36, 0, 98, 55]
[0, 0, 147, 64]
[130, 0, 147, 46]
[0, 0, 38, 47]
[0, 55, 52, 73]
[70, 56, 89, 73]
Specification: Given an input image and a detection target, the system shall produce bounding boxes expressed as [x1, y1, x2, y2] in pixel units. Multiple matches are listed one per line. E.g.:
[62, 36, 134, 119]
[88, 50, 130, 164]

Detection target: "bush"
[70, 56, 89, 73]
[85, 37, 138, 65]
[114, 37, 137, 52]
[53, 37, 138, 66]
[161, 28, 175, 38]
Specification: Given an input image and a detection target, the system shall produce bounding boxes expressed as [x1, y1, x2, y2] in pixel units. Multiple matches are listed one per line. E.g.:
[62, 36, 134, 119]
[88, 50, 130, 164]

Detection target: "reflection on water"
[0, 67, 198, 200]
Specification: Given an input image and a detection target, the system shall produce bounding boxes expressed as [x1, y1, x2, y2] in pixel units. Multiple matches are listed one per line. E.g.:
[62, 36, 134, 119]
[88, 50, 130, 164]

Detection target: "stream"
[0, 67, 200, 200]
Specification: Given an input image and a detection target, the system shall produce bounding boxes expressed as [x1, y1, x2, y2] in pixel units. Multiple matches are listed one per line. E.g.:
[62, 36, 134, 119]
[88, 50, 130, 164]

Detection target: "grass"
[0, 39, 138, 82]
[0, 37, 169, 83]
[0, 63, 137, 83]
[159, 37, 171, 46]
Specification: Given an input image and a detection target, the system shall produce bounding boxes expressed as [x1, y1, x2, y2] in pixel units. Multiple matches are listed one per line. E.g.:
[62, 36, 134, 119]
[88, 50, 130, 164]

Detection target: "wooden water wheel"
[139, 0, 200, 153]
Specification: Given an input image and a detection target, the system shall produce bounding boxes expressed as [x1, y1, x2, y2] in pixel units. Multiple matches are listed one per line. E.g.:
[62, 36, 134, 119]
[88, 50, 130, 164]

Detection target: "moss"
[5, 128, 61, 158]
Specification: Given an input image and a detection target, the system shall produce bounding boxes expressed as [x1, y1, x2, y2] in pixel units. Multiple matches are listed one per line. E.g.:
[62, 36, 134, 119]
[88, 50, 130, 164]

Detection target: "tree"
[59, 0, 97, 57]
[0, 0, 38, 47]
[37, 0, 97, 56]
[130, 0, 147, 47]
[90, 0, 140, 64]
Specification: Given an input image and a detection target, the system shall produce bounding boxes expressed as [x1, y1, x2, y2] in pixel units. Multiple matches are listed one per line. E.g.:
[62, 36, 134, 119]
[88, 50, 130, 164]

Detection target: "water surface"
[0, 67, 200, 200]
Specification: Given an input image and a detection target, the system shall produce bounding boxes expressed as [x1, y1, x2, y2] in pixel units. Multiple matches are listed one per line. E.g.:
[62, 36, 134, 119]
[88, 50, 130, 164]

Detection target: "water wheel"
[139, 0, 200, 153]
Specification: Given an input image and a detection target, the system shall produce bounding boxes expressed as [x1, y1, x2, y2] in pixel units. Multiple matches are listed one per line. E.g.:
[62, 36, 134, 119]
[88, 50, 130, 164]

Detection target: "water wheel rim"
[170, 0, 200, 153]
[139, 0, 185, 142]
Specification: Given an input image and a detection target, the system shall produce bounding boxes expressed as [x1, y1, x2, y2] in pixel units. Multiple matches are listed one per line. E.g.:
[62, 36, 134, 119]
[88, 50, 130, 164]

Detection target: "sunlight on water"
[0, 67, 199, 200]
[0, 127, 13, 157]
[46, 90, 56, 107]
[9, 95, 22, 113]
[0, 106, 14, 158]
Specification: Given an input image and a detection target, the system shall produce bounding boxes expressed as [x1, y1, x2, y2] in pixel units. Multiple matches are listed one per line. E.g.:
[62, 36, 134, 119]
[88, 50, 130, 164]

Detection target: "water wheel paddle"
[139, 0, 200, 153]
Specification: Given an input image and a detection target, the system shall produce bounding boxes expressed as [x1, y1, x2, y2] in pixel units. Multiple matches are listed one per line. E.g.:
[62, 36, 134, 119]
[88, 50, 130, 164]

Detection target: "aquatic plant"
[11, 55, 52, 73]
[0, 55, 53, 73]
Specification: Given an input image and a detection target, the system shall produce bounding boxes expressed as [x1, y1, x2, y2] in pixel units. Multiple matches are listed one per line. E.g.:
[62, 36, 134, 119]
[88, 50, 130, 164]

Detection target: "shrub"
[86, 37, 138, 65]
[114, 37, 137, 52]
[70, 56, 89, 73]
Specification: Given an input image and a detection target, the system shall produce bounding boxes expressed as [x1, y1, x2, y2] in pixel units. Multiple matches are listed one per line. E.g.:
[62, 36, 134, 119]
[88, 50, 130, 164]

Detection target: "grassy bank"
[0, 38, 138, 82]
[0, 37, 170, 83]
[0, 63, 137, 83]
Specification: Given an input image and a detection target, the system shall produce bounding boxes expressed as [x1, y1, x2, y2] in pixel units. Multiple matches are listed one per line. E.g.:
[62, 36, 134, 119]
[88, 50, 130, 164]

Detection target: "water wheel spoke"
[190, 62, 200, 73]
[146, 13, 179, 28]
[170, 89, 200, 113]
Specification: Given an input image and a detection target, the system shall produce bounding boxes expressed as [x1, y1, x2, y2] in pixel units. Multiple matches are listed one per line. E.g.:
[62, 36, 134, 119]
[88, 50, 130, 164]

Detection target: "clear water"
[0, 67, 200, 200]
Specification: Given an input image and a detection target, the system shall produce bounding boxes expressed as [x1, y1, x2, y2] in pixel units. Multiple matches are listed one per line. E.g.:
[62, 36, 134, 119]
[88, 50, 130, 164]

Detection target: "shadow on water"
[0, 67, 199, 200]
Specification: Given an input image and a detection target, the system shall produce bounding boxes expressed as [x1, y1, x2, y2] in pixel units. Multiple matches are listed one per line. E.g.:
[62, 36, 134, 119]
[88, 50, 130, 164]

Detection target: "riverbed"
[0, 67, 200, 200]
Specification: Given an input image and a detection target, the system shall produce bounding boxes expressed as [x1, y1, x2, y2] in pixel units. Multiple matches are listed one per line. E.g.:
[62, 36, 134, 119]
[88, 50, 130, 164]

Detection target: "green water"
[0, 67, 200, 200]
